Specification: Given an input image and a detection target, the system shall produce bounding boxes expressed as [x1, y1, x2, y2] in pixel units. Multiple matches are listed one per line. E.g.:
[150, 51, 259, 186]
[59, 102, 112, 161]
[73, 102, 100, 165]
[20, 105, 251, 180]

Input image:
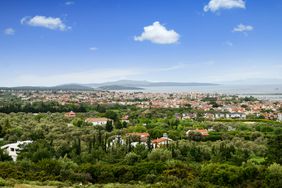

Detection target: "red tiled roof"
[65, 111, 76, 117]
[195, 129, 209, 136]
[152, 137, 169, 144]
[127, 132, 150, 138]
[85, 118, 109, 122]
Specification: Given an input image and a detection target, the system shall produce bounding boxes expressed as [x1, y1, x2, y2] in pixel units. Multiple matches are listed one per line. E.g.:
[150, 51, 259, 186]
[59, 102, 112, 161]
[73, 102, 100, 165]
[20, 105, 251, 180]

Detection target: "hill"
[97, 85, 144, 91]
[85, 80, 218, 88]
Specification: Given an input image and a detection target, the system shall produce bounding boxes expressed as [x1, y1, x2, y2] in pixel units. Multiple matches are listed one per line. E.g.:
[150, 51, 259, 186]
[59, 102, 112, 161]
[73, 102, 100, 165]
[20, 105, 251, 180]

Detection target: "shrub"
[148, 149, 172, 162]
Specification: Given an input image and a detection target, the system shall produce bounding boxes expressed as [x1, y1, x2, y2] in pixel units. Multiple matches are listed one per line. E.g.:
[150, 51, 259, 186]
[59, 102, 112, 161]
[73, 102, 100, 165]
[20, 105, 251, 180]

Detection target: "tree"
[18, 140, 54, 162]
[105, 121, 113, 132]
[72, 118, 84, 127]
[265, 163, 282, 188]
[123, 152, 140, 165]
[148, 149, 172, 162]
[122, 121, 128, 128]
[201, 163, 243, 186]
[0, 125, 4, 137]
[105, 111, 118, 122]
[115, 120, 123, 129]
[0, 148, 12, 161]
[267, 134, 282, 164]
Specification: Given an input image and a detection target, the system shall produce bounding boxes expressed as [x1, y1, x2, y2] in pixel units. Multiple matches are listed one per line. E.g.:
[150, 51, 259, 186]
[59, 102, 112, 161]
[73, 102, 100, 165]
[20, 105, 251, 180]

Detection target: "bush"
[0, 177, 6, 186]
[265, 163, 282, 188]
[124, 152, 140, 165]
[148, 149, 172, 162]
[201, 163, 243, 186]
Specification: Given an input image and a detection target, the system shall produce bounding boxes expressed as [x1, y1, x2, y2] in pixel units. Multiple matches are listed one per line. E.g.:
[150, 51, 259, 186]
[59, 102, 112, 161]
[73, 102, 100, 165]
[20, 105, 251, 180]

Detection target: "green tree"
[267, 134, 282, 164]
[72, 118, 84, 127]
[0, 148, 12, 161]
[201, 163, 243, 186]
[123, 152, 140, 165]
[105, 120, 113, 132]
[105, 110, 118, 122]
[265, 163, 282, 188]
[115, 120, 123, 129]
[148, 149, 172, 162]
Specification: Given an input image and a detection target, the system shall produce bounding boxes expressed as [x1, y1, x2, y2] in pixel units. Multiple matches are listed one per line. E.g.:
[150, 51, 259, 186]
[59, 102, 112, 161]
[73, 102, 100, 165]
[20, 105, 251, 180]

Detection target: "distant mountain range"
[0, 80, 219, 91]
[97, 85, 144, 91]
[85, 80, 218, 88]
[0, 84, 94, 91]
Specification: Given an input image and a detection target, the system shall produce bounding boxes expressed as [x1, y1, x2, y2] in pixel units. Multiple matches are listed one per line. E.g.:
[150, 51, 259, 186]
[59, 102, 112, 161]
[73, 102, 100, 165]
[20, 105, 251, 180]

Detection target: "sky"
[0, 0, 282, 86]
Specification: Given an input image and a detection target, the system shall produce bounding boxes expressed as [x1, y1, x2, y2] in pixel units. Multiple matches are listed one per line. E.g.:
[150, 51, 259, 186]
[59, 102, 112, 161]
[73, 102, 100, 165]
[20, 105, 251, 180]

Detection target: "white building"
[229, 113, 246, 119]
[1, 140, 33, 161]
[215, 113, 246, 119]
[109, 135, 125, 147]
[215, 113, 226, 119]
[278, 113, 282, 121]
[85, 118, 111, 125]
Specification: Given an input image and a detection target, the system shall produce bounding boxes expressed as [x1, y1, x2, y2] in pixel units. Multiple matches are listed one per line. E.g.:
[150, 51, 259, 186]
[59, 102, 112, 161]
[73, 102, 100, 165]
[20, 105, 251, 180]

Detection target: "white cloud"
[134, 21, 180, 44]
[233, 24, 254, 32]
[204, 0, 246, 12]
[4, 28, 15, 35]
[21, 16, 69, 31]
[65, 1, 74, 6]
[224, 41, 233, 47]
[89, 47, 98, 51]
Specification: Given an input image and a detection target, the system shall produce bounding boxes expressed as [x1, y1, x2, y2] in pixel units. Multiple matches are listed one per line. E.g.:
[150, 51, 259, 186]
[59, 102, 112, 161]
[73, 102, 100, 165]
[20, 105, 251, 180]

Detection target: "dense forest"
[0, 98, 282, 187]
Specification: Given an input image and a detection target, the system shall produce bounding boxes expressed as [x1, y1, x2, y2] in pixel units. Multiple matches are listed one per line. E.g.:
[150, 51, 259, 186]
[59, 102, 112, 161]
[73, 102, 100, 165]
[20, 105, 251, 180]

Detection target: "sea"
[123, 84, 282, 101]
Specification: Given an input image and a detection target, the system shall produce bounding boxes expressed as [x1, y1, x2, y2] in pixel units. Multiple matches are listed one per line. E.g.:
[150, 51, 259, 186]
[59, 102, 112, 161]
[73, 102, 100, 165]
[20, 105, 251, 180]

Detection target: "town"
[1, 90, 282, 187]
[2, 89, 281, 121]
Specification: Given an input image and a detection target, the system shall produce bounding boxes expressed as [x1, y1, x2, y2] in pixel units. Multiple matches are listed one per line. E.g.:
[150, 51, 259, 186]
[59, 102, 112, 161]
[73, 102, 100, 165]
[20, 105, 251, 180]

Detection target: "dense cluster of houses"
[6, 90, 282, 121]
[64, 109, 282, 125]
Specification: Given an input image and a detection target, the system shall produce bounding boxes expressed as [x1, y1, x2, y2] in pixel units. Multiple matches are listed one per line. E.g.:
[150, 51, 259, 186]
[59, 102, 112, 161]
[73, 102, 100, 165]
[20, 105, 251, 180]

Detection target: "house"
[182, 113, 197, 120]
[109, 135, 125, 147]
[121, 115, 130, 123]
[127, 132, 150, 142]
[215, 113, 226, 119]
[204, 113, 215, 120]
[85, 118, 111, 125]
[152, 133, 173, 148]
[229, 113, 246, 119]
[215, 113, 246, 119]
[65, 111, 76, 118]
[130, 141, 148, 148]
[1, 140, 33, 161]
[186, 129, 209, 137]
[278, 113, 282, 121]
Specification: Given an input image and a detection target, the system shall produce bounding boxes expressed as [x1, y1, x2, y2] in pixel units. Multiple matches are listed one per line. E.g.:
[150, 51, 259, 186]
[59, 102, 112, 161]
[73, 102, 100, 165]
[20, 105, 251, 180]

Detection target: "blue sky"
[0, 0, 282, 86]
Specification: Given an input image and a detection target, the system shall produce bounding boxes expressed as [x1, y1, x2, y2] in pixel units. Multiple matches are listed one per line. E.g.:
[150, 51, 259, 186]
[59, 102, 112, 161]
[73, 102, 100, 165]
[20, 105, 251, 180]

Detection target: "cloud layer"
[204, 0, 246, 12]
[65, 1, 75, 6]
[134, 21, 180, 44]
[233, 24, 254, 32]
[21, 16, 69, 31]
[89, 47, 98, 51]
[4, 28, 15, 35]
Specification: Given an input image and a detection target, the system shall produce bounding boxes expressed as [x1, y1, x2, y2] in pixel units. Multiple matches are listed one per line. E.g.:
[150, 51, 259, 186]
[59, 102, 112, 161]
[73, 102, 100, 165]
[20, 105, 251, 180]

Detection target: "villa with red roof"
[65, 111, 76, 118]
[127, 132, 150, 142]
[152, 134, 173, 148]
[186, 129, 209, 137]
